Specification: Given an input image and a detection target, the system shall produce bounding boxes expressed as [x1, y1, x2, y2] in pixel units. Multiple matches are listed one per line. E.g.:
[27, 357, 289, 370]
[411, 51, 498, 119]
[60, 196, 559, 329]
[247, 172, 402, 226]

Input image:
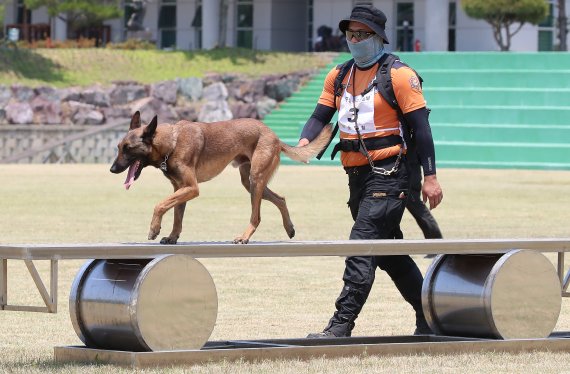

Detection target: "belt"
[344, 155, 402, 175]
[331, 135, 402, 160]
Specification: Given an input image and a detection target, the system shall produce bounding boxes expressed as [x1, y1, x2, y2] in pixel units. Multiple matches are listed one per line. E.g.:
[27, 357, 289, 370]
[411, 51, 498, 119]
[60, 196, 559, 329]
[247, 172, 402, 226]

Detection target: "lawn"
[0, 48, 333, 87]
[0, 164, 569, 372]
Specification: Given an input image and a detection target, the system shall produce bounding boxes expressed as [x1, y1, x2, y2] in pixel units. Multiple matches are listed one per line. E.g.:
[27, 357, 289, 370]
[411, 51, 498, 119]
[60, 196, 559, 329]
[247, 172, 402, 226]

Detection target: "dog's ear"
[130, 111, 142, 130]
[142, 115, 158, 143]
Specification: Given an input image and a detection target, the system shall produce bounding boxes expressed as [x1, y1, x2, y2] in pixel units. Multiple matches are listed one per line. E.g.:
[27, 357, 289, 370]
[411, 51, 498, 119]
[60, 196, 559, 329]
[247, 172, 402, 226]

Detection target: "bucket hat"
[339, 5, 389, 44]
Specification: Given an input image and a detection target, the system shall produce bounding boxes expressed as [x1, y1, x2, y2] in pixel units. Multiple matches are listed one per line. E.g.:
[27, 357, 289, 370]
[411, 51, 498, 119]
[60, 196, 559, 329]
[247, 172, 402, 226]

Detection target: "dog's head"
[110, 111, 157, 190]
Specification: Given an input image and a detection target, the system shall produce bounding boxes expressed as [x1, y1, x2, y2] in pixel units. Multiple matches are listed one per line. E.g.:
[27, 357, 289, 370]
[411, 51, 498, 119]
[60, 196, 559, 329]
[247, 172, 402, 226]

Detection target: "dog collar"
[160, 126, 180, 173]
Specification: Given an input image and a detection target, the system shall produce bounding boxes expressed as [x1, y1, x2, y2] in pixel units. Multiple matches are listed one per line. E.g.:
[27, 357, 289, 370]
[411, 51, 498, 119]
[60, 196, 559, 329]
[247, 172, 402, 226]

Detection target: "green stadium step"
[394, 52, 570, 70]
[429, 105, 570, 125]
[435, 142, 570, 170]
[432, 123, 570, 143]
[419, 71, 570, 89]
[424, 88, 570, 107]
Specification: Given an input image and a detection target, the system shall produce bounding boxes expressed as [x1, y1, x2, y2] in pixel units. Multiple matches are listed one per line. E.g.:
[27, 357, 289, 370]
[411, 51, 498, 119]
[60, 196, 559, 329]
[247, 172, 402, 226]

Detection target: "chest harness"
[316, 53, 425, 175]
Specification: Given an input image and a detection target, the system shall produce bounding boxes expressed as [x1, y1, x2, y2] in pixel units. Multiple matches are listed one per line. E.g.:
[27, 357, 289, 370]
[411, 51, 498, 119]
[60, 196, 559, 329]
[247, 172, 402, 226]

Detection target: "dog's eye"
[122, 144, 129, 152]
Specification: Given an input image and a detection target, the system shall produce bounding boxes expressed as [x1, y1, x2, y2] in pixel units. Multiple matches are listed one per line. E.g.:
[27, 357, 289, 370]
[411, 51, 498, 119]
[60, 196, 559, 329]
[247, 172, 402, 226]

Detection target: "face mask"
[347, 34, 385, 68]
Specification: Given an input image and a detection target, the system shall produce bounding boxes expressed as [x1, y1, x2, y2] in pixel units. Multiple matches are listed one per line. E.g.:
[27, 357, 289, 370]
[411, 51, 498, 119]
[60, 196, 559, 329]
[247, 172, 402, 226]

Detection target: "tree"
[0, 3, 4, 39]
[462, 0, 549, 51]
[558, 0, 568, 51]
[24, 0, 122, 39]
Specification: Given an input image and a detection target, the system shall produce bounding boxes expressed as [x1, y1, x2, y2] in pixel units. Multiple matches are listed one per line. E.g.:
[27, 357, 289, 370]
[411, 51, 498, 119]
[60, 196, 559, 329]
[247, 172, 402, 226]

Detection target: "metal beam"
[1, 238, 570, 260]
[53, 334, 570, 368]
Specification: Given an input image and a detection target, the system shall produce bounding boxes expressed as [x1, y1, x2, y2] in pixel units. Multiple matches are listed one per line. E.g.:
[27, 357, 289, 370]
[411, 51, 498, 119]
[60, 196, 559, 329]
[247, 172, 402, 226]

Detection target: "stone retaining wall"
[0, 70, 316, 163]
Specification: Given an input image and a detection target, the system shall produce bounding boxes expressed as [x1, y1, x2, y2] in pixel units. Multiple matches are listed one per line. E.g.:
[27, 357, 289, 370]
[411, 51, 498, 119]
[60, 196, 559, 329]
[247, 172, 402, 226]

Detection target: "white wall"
[253, 0, 272, 50]
[312, 0, 352, 42]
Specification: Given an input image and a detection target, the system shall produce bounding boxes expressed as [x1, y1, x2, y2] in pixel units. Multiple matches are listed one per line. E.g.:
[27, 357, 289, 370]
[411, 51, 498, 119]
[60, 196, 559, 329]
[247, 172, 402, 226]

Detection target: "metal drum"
[422, 249, 561, 339]
[69, 255, 217, 351]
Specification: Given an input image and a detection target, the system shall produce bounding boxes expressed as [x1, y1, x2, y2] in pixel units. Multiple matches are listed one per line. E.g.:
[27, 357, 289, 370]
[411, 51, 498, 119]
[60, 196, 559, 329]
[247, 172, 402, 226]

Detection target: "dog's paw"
[233, 236, 249, 244]
[287, 227, 295, 239]
[148, 227, 160, 240]
[160, 236, 178, 245]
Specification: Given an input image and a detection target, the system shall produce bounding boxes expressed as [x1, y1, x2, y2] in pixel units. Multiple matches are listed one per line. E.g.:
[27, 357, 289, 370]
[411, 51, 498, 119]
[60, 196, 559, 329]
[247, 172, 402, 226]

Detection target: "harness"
[316, 53, 425, 162]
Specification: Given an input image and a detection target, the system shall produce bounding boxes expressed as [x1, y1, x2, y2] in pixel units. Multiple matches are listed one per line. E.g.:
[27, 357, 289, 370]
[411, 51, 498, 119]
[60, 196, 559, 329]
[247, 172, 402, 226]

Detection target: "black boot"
[392, 268, 434, 335]
[306, 283, 369, 338]
[307, 312, 355, 338]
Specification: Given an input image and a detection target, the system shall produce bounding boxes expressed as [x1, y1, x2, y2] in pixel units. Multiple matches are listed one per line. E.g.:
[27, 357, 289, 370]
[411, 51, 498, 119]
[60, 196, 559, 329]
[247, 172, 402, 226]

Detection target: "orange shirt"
[318, 60, 426, 167]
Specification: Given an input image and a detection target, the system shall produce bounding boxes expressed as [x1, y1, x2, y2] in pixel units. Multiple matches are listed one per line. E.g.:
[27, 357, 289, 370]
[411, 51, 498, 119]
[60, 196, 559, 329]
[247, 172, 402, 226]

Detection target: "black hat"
[339, 5, 389, 44]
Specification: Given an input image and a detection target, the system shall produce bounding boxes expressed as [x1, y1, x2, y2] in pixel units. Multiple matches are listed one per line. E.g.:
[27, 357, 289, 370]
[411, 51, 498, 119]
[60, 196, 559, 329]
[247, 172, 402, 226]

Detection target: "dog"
[110, 111, 332, 244]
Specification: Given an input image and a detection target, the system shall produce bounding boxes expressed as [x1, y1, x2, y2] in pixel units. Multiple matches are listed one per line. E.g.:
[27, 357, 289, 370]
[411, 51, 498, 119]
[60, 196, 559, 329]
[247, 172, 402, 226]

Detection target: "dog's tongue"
[124, 161, 140, 190]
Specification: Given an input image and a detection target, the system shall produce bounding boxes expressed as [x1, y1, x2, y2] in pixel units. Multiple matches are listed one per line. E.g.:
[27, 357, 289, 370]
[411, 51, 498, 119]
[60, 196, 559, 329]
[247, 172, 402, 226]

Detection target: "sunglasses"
[345, 29, 375, 42]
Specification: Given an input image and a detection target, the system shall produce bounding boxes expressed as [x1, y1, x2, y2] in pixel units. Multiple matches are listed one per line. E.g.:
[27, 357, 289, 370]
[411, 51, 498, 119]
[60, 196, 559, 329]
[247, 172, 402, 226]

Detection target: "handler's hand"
[297, 138, 310, 147]
[422, 174, 443, 210]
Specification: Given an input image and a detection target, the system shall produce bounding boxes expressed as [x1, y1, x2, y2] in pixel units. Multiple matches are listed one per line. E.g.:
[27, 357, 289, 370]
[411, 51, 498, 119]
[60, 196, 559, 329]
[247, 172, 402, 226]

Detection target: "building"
[2, 0, 568, 52]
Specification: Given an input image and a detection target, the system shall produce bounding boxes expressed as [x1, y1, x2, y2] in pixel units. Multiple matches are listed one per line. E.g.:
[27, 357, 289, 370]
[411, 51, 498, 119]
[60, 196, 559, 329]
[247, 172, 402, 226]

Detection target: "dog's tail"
[280, 124, 333, 164]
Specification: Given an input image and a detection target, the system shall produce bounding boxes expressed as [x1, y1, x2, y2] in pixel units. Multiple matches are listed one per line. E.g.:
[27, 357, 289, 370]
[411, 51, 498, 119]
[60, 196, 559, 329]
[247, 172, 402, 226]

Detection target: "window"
[538, 2, 554, 51]
[448, 1, 456, 51]
[396, 2, 414, 52]
[191, 1, 202, 49]
[158, 0, 177, 49]
[17, 0, 31, 25]
[307, 0, 313, 51]
[236, 0, 253, 49]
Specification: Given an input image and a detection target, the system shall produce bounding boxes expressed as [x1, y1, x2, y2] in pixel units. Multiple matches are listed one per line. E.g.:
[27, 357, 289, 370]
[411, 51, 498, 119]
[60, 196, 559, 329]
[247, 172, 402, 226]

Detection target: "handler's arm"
[404, 108, 443, 210]
[298, 104, 336, 146]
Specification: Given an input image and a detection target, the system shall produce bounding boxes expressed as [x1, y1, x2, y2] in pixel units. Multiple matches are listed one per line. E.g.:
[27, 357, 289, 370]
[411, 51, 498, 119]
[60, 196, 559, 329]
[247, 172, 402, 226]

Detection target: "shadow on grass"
[181, 47, 268, 66]
[0, 48, 66, 83]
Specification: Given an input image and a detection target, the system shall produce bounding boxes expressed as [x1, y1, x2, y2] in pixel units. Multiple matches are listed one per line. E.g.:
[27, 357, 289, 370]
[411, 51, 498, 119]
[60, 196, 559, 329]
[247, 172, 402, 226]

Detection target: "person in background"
[406, 147, 443, 259]
[298, 4, 443, 338]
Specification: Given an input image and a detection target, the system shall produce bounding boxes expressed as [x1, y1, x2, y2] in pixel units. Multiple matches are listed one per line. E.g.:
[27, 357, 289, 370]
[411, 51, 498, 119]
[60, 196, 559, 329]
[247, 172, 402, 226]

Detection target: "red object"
[414, 39, 421, 52]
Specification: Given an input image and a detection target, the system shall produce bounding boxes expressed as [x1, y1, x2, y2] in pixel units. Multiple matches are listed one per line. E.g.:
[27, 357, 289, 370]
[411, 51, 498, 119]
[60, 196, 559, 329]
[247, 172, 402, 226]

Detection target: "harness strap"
[330, 134, 402, 160]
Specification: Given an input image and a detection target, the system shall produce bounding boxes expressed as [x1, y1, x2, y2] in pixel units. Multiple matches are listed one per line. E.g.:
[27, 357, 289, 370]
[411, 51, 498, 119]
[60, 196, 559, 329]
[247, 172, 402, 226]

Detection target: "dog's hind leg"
[235, 155, 294, 244]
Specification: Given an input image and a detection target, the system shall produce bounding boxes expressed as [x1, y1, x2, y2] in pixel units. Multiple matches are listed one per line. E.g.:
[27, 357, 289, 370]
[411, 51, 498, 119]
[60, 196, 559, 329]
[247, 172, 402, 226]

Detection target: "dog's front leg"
[149, 186, 198, 242]
[160, 202, 186, 244]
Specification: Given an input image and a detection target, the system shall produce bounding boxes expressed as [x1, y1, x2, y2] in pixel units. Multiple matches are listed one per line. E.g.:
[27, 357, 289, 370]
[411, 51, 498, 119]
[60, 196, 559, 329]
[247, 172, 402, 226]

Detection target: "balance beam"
[1, 238, 570, 314]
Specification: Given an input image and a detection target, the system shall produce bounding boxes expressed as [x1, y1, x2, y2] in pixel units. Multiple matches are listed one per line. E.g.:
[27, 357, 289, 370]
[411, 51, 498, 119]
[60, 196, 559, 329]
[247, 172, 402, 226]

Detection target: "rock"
[81, 87, 111, 107]
[30, 96, 61, 124]
[151, 80, 178, 105]
[177, 77, 203, 101]
[11, 85, 35, 102]
[0, 85, 12, 107]
[6, 101, 34, 124]
[109, 83, 148, 105]
[256, 97, 277, 119]
[198, 100, 233, 123]
[35, 86, 60, 102]
[202, 82, 229, 101]
[230, 101, 257, 119]
[265, 76, 301, 101]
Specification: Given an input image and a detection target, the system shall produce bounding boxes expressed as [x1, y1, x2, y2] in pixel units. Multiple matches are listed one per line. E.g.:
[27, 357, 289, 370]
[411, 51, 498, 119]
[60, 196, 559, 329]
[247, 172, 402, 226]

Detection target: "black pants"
[325, 157, 427, 336]
[406, 160, 442, 239]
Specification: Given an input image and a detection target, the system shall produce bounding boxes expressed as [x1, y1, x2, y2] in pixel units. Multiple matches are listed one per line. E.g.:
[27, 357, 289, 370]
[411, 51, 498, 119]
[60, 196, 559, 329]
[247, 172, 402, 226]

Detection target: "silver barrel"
[69, 254, 217, 351]
[422, 249, 561, 339]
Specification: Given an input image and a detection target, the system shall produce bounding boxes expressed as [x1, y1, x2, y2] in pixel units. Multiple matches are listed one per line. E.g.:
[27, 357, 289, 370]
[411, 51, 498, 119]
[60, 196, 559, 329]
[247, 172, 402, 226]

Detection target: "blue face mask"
[347, 34, 385, 68]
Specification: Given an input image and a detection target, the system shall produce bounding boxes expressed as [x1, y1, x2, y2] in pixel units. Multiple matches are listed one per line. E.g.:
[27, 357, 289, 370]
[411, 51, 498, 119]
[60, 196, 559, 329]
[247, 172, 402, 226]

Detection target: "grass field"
[1, 164, 570, 373]
[0, 48, 332, 87]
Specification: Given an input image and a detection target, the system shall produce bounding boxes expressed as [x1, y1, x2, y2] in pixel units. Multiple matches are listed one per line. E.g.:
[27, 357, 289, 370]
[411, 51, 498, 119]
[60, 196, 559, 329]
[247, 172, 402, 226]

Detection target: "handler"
[298, 4, 443, 337]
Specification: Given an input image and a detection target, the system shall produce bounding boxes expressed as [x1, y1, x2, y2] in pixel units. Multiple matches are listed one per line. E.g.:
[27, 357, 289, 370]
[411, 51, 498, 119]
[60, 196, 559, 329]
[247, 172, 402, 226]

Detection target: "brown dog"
[110, 111, 332, 244]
